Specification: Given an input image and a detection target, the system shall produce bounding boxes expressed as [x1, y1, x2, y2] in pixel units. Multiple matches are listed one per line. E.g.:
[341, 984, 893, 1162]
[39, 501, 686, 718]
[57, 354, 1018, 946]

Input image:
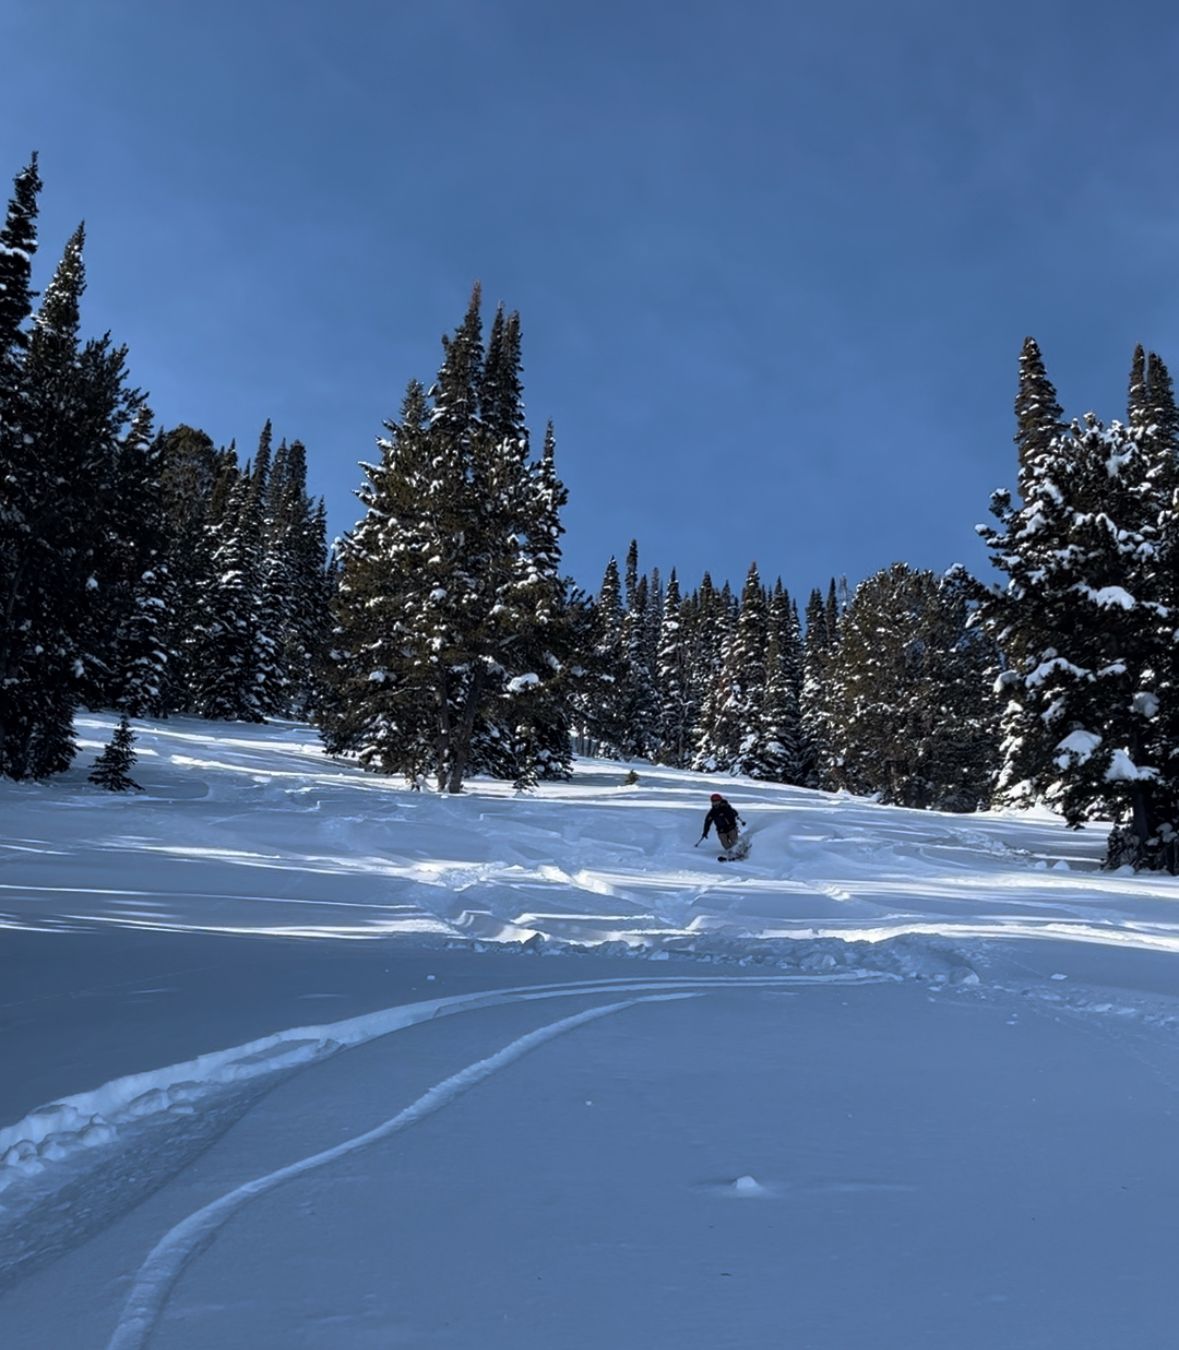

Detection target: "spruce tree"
[0, 156, 43, 774]
[100, 405, 172, 716]
[0, 154, 40, 364]
[579, 555, 628, 755]
[156, 425, 226, 711]
[2, 224, 140, 776]
[322, 291, 572, 790]
[655, 570, 695, 766]
[828, 564, 995, 809]
[694, 562, 768, 774]
[190, 465, 276, 722]
[88, 714, 142, 791]
[978, 387, 1169, 848]
[620, 562, 658, 759]
[320, 380, 438, 776]
[799, 587, 834, 788]
[758, 581, 804, 782]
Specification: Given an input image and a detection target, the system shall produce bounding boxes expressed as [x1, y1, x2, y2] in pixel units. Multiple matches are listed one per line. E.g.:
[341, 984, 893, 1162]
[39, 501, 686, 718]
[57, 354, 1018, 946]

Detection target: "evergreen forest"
[2, 158, 1176, 871]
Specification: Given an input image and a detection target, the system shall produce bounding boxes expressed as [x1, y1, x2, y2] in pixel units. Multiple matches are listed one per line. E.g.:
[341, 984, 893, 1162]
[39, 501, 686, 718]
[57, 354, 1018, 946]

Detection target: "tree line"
[2, 156, 1176, 871]
[0, 156, 331, 779]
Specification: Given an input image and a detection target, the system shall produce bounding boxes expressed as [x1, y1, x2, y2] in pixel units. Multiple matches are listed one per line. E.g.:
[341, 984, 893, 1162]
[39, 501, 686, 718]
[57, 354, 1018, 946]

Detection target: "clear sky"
[4, 0, 1179, 600]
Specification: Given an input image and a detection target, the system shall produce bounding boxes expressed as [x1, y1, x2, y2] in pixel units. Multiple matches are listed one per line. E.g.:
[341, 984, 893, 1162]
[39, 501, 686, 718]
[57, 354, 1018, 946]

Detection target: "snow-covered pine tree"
[0, 155, 43, 776]
[100, 405, 172, 717]
[683, 572, 730, 755]
[758, 580, 804, 782]
[1112, 350, 1179, 868]
[494, 420, 575, 786]
[2, 224, 141, 777]
[190, 463, 276, 722]
[977, 337, 1069, 807]
[576, 555, 628, 755]
[156, 425, 229, 711]
[0, 154, 39, 366]
[693, 562, 768, 774]
[468, 305, 534, 782]
[933, 567, 1000, 811]
[644, 566, 663, 684]
[620, 558, 659, 759]
[978, 363, 1170, 853]
[279, 444, 331, 718]
[88, 713, 142, 791]
[323, 291, 572, 791]
[472, 315, 575, 787]
[655, 570, 695, 766]
[320, 380, 438, 777]
[799, 586, 836, 788]
[828, 563, 995, 809]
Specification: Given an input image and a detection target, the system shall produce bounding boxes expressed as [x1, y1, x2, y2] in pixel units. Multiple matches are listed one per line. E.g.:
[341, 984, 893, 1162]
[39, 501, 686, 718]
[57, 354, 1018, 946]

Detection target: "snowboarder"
[700, 793, 745, 854]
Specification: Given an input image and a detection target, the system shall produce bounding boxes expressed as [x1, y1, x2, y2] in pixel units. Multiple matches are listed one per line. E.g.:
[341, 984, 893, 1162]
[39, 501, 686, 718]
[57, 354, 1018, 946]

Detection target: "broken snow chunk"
[732, 1175, 768, 1195]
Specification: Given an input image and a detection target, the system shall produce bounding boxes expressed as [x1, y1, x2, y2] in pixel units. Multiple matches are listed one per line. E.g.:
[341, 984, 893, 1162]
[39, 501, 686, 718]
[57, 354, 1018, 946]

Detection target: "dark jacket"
[702, 799, 740, 836]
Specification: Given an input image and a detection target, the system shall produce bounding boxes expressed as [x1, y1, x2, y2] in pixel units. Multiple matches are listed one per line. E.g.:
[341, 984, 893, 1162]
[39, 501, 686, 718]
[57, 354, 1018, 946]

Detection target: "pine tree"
[758, 581, 804, 782]
[799, 587, 835, 788]
[321, 380, 438, 776]
[978, 390, 1169, 847]
[0, 154, 40, 364]
[694, 562, 768, 773]
[978, 339, 1069, 806]
[156, 425, 227, 711]
[579, 555, 628, 755]
[828, 564, 996, 809]
[322, 291, 572, 790]
[101, 405, 172, 716]
[88, 714, 142, 791]
[0, 156, 43, 774]
[2, 224, 140, 777]
[619, 548, 658, 760]
[190, 463, 276, 722]
[684, 572, 730, 750]
[1013, 336, 1065, 476]
[655, 570, 695, 766]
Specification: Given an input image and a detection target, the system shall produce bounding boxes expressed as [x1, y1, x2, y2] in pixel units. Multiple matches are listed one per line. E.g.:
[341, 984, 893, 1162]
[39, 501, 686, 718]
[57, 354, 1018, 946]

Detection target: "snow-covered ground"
[4, 715, 1179, 1347]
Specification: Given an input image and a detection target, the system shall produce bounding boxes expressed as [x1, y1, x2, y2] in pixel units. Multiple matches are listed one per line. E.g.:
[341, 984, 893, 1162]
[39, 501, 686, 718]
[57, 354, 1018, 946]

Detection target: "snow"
[1026, 654, 1092, 688]
[1105, 748, 1158, 782]
[4, 714, 1179, 1346]
[1055, 728, 1101, 767]
[1133, 691, 1160, 718]
[506, 672, 540, 693]
[1077, 583, 1136, 609]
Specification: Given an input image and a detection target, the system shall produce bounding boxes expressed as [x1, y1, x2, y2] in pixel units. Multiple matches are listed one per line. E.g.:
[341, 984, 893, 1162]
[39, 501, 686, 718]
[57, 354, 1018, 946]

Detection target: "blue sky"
[5, 0, 1179, 600]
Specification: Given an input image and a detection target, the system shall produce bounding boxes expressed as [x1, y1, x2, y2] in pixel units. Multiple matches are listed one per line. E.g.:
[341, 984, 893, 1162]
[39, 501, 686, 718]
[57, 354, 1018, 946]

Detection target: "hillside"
[3, 715, 1179, 1348]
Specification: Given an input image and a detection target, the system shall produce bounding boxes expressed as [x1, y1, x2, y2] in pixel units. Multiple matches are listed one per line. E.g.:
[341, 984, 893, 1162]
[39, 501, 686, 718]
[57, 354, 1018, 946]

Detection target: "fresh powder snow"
[3, 714, 1179, 1348]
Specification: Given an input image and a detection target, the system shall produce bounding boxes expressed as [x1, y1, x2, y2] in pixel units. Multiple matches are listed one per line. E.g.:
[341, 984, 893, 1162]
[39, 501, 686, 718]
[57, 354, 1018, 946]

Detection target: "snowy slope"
[4, 715, 1179, 1348]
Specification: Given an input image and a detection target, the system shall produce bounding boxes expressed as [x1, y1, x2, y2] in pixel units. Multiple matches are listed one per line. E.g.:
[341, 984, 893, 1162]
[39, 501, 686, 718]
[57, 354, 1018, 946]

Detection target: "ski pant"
[718, 826, 739, 850]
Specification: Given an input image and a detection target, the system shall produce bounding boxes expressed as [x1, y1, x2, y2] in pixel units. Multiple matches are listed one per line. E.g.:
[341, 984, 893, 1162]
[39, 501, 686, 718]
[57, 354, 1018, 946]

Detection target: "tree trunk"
[444, 666, 486, 793]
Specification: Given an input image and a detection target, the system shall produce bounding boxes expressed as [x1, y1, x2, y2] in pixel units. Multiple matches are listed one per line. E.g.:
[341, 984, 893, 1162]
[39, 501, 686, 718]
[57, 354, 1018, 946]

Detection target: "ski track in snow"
[0, 971, 886, 1207]
[6, 714, 1179, 1338]
[106, 994, 693, 1350]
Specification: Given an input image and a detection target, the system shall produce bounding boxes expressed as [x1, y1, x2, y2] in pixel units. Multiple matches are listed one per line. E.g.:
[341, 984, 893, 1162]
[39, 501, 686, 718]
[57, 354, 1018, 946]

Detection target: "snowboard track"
[106, 992, 699, 1350]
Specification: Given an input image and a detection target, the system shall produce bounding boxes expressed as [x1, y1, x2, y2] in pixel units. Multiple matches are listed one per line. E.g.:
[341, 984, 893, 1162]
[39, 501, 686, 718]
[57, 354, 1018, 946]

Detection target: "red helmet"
[710, 793, 723, 802]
